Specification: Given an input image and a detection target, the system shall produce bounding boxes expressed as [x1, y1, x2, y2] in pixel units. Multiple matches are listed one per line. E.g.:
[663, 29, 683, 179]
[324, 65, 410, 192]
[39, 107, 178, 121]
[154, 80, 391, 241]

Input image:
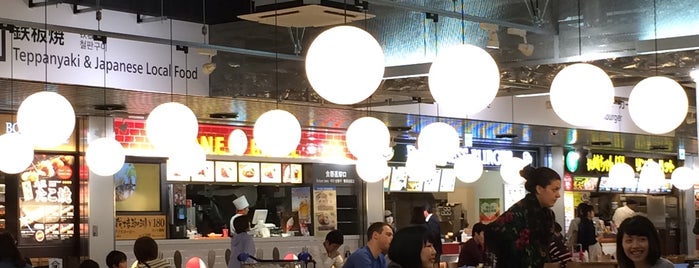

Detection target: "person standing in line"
[229, 215, 256, 268]
[423, 204, 442, 266]
[230, 195, 250, 234]
[309, 230, 345, 268]
[0, 232, 32, 268]
[133, 236, 171, 268]
[387, 225, 436, 268]
[343, 222, 394, 268]
[457, 222, 489, 268]
[613, 200, 638, 230]
[578, 203, 603, 261]
[485, 165, 562, 268]
[616, 215, 673, 268]
[106, 250, 128, 268]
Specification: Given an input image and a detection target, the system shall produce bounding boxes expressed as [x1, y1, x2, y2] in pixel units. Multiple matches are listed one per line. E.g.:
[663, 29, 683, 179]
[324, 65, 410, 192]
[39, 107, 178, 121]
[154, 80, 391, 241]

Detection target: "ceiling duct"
[238, 0, 375, 27]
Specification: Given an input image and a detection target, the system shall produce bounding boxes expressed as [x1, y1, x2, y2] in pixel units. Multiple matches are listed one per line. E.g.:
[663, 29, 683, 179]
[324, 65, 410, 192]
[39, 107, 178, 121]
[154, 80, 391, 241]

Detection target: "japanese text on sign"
[115, 215, 167, 240]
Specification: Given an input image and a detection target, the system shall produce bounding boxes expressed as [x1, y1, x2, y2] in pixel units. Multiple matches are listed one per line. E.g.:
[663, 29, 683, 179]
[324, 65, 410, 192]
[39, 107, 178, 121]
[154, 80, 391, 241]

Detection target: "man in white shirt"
[230, 195, 250, 234]
[613, 199, 638, 228]
[310, 230, 345, 268]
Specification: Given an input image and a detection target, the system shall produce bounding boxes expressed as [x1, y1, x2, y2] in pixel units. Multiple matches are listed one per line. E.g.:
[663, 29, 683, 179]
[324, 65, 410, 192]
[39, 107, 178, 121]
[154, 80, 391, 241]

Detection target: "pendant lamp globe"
[608, 162, 635, 189]
[670, 166, 696, 190]
[17, 91, 76, 148]
[417, 122, 460, 165]
[228, 129, 248, 156]
[638, 160, 665, 191]
[146, 102, 199, 150]
[499, 157, 527, 185]
[454, 154, 483, 183]
[0, 132, 34, 174]
[550, 63, 615, 126]
[86, 137, 126, 176]
[253, 109, 301, 157]
[428, 44, 500, 117]
[356, 156, 390, 183]
[405, 149, 435, 182]
[305, 25, 384, 105]
[168, 142, 207, 178]
[346, 117, 390, 159]
[628, 76, 688, 134]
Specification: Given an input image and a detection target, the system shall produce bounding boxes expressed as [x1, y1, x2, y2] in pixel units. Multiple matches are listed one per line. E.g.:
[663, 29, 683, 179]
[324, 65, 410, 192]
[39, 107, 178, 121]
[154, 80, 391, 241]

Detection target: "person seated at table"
[309, 229, 345, 268]
[386, 225, 436, 268]
[457, 222, 489, 268]
[106, 250, 127, 268]
[133, 236, 171, 268]
[549, 222, 572, 266]
[616, 215, 673, 268]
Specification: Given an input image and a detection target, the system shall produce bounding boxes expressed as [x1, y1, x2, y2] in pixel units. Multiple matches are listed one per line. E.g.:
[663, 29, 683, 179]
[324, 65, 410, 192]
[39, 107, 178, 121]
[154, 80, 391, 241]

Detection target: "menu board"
[238, 162, 260, 183]
[191, 161, 215, 182]
[389, 167, 408, 191]
[624, 178, 645, 194]
[572, 176, 599, 191]
[260, 163, 282, 183]
[313, 186, 337, 237]
[282, 163, 303, 184]
[439, 169, 456, 192]
[406, 176, 424, 192]
[597, 177, 624, 193]
[166, 159, 189, 182]
[648, 179, 672, 194]
[215, 161, 238, 183]
[115, 215, 167, 240]
[18, 154, 76, 245]
[423, 169, 441, 192]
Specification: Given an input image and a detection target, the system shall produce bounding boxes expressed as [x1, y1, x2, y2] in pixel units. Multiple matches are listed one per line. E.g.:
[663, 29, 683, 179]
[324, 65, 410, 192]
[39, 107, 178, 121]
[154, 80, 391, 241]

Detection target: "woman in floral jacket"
[485, 166, 562, 268]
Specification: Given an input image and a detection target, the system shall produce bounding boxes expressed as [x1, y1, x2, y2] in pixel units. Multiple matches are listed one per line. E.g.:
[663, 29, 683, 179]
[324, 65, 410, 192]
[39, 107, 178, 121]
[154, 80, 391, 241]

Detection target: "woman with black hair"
[485, 165, 562, 267]
[616, 215, 673, 268]
[577, 203, 602, 261]
[229, 215, 255, 268]
[387, 225, 436, 268]
[133, 236, 171, 268]
[0, 232, 32, 268]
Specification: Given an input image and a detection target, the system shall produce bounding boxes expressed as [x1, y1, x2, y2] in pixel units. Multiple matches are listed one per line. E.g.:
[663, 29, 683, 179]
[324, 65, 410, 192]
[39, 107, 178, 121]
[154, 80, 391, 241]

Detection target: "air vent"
[496, 133, 518, 139]
[94, 104, 126, 111]
[209, 112, 239, 119]
[238, 4, 375, 27]
[650, 145, 669, 150]
[590, 141, 612, 146]
[388, 126, 412, 132]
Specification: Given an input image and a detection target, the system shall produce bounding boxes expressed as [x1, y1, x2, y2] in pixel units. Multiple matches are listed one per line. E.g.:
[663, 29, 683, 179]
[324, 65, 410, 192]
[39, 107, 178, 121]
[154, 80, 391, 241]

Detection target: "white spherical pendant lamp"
[638, 160, 665, 190]
[406, 149, 435, 182]
[550, 63, 615, 126]
[500, 157, 527, 185]
[0, 133, 34, 174]
[417, 122, 460, 165]
[628, 76, 688, 134]
[228, 129, 248, 156]
[168, 142, 207, 178]
[346, 117, 390, 159]
[454, 154, 483, 183]
[305, 25, 384, 105]
[428, 44, 500, 116]
[670, 166, 696, 190]
[146, 102, 199, 150]
[608, 162, 635, 189]
[17, 91, 75, 148]
[253, 109, 301, 157]
[86, 137, 126, 176]
[356, 157, 390, 183]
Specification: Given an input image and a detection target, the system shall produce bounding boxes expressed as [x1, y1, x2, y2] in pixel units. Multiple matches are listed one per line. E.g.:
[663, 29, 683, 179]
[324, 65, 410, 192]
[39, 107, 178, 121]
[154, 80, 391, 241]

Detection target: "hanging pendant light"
[86, 137, 126, 176]
[405, 149, 435, 182]
[253, 109, 301, 157]
[305, 25, 384, 105]
[17, 91, 76, 148]
[550, 63, 615, 126]
[417, 122, 460, 165]
[609, 162, 635, 189]
[168, 142, 207, 178]
[454, 154, 483, 183]
[0, 133, 34, 174]
[346, 117, 390, 159]
[228, 129, 248, 156]
[670, 166, 696, 190]
[628, 76, 687, 134]
[638, 160, 665, 191]
[356, 156, 390, 183]
[500, 157, 527, 185]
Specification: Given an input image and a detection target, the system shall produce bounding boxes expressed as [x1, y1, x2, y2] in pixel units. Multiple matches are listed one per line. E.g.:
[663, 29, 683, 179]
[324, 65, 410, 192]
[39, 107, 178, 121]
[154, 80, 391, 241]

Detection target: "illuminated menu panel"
[191, 161, 215, 182]
[215, 161, 237, 183]
[18, 154, 76, 245]
[439, 169, 456, 192]
[238, 162, 260, 183]
[572, 176, 599, 191]
[260, 163, 282, 183]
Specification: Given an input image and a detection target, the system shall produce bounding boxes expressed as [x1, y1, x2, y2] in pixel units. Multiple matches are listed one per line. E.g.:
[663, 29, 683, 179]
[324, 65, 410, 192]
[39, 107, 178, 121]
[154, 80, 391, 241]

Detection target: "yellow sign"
[586, 154, 625, 173]
[115, 215, 167, 240]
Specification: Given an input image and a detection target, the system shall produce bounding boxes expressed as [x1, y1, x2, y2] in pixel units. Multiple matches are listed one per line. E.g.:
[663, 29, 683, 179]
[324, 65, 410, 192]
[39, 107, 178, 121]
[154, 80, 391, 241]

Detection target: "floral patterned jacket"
[485, 193, 555, 268]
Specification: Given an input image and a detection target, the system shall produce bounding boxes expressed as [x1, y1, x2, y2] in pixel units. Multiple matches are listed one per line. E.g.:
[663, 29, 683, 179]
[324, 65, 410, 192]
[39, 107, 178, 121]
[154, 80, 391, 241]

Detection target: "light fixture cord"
[275, 0, 279, 108]
[170, 19, 174, 102]
[423, 15, 427, 56]
[653, 0, 658, 76]
[102, 38, 107, 133]
[185, 48, 189, 107]
[434, 17, 438, 55]
[577, 0, 582, 56]
[10, 29, 14, 121]
[343, 0, 347, 24]
[460, 0, 465, 44]
[44, 2, 48, 89]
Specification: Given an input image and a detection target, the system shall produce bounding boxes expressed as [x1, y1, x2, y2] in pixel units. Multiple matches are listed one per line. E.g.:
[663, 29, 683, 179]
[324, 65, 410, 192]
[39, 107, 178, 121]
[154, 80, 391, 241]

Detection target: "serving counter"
[115, 235, 361, 266]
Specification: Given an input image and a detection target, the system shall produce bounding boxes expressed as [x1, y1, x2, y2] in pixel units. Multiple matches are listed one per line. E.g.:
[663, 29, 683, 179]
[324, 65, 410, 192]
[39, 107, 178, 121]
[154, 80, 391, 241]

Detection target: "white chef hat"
[233, 195, 249, 210]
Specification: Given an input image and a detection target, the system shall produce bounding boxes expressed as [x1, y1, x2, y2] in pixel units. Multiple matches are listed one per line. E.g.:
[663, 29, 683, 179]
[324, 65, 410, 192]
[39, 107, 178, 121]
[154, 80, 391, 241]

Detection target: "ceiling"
[6, 0, 699, 155]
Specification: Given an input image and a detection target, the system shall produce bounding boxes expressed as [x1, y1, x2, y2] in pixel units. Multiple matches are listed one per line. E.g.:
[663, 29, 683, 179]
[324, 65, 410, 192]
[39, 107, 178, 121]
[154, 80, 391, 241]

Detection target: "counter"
[116, 235, 361, 266]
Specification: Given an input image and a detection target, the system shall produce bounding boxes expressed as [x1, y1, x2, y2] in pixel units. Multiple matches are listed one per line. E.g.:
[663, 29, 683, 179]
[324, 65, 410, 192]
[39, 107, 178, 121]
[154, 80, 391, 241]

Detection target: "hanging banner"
[313, 186, 337, 238]
[291, 187, 311, 236]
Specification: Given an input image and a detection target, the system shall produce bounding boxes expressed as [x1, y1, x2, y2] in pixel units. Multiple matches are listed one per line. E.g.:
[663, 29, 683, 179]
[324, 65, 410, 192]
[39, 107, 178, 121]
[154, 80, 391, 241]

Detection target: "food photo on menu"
[18, 154, 76, 245]
[215, 161, 238, 182]
[282, 163, 303, 183]
[260, 163, 282, 183]
[192, 161, 215, 182]
[238, 162, 260, 183]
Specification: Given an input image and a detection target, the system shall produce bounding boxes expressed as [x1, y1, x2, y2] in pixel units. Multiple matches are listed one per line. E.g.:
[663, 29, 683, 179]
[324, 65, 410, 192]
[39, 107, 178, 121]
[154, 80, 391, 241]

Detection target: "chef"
[229, 195, 250, 234]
